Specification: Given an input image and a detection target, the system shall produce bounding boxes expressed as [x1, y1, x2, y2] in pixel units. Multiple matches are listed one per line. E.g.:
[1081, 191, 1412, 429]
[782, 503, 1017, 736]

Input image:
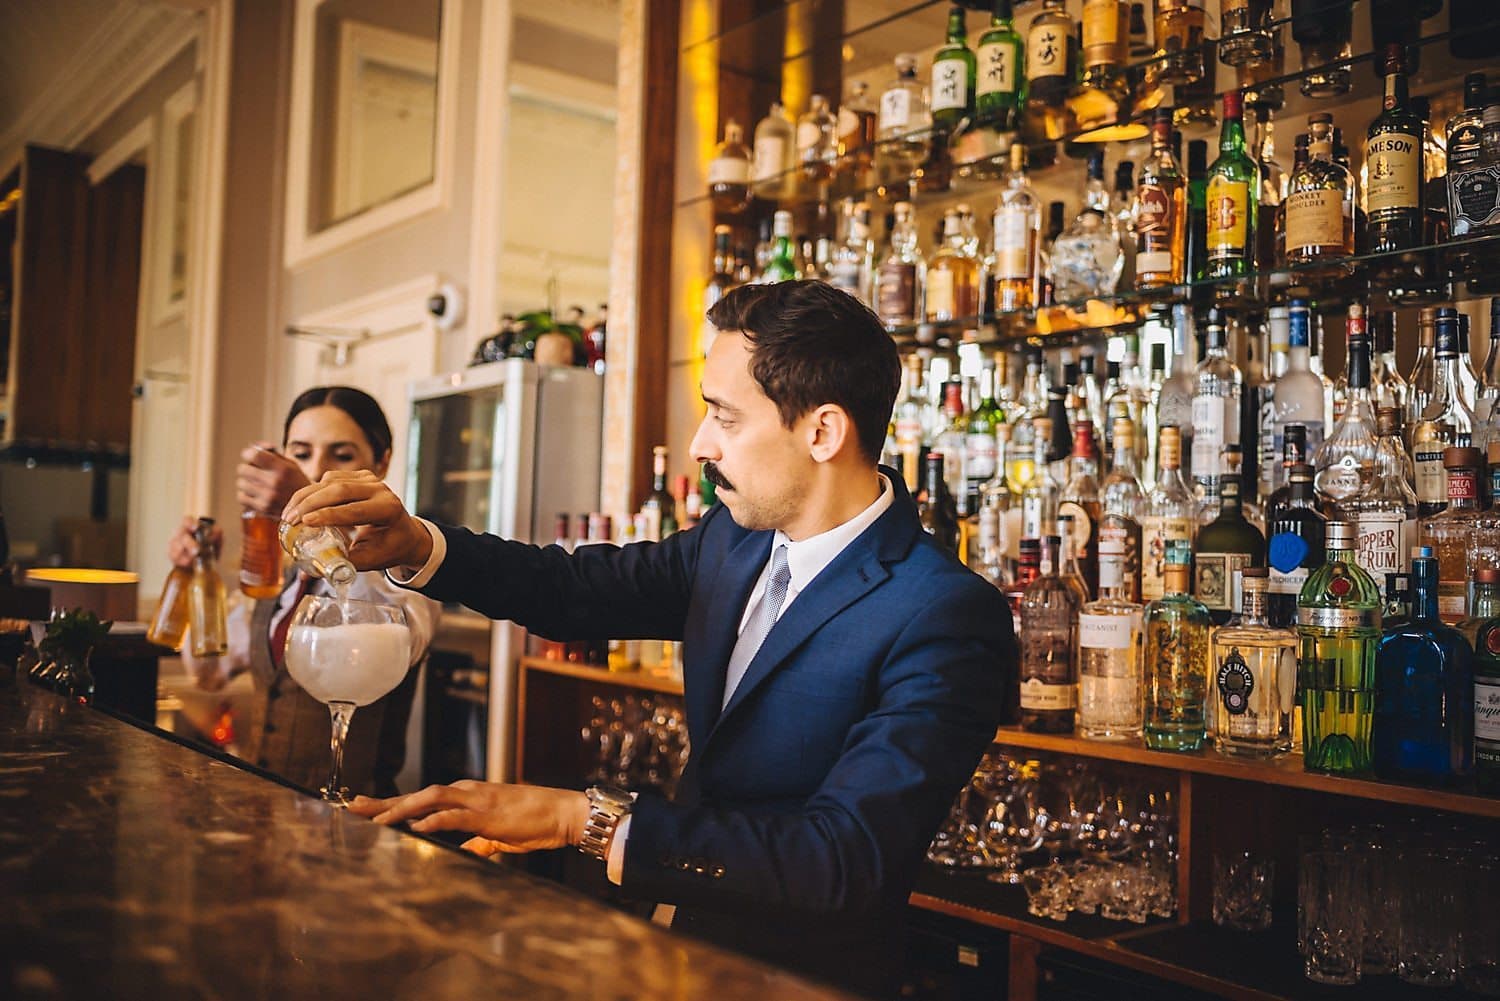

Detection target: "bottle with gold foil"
[1218, 0, 1273, 67]
[1284, 113, 1355, 273]
[1365, 43, 1424, 259]
[1134, 108, 1186, 290]
[1296, 520, 1382, 774]
[1143, 539, 1211, 751]
[989, 144, 1042, 312]
[1068, 0, 1130, 134]
[1152, 0, 1206, 86]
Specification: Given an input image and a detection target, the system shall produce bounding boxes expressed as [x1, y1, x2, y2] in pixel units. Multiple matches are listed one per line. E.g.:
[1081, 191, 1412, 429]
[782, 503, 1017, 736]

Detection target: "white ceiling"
[0, 0, 134, 142]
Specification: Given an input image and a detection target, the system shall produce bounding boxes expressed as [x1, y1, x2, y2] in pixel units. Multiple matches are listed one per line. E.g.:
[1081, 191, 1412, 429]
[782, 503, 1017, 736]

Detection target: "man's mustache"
[703, 462, 734, 492]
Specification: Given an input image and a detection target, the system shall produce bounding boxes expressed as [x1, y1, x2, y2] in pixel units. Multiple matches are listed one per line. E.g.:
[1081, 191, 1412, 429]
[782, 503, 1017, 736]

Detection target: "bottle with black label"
[1266, 463, 1327, 628]
[1365, 44, 1423, 258]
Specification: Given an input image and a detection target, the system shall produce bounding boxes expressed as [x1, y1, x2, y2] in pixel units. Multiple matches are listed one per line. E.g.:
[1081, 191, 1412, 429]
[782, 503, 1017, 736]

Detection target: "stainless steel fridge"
[406, 359, 603, 784]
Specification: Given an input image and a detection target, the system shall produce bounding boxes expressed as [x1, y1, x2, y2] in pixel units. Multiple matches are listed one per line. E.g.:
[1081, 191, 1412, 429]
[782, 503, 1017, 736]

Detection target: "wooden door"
[7, 146, 90, 445]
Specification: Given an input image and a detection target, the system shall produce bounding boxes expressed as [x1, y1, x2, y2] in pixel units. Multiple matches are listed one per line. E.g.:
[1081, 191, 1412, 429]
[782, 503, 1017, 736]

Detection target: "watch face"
[590, 784, 634, 809]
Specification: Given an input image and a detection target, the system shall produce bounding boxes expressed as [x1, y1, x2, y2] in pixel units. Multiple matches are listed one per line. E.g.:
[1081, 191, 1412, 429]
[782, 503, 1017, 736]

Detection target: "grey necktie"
[722, 544, 791, 708]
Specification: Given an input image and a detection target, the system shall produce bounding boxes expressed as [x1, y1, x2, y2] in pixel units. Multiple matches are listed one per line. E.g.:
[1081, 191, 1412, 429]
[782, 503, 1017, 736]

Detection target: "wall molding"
[0, 3, 197, 175]
[281, 0, 463, 268]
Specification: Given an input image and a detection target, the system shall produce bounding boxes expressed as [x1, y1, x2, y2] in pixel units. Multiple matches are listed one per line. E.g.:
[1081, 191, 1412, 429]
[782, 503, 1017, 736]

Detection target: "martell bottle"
[1019, 533, 1080, 733]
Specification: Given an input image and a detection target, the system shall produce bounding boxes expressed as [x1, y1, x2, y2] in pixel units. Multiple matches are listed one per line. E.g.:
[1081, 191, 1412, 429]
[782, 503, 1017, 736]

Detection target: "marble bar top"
[0, 679, 854, 1001]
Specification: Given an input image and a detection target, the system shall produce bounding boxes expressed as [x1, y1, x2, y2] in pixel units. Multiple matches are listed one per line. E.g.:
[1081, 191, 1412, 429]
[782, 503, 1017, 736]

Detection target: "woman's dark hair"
[705, 280, 900, 464]
[282, 386, 394, 459]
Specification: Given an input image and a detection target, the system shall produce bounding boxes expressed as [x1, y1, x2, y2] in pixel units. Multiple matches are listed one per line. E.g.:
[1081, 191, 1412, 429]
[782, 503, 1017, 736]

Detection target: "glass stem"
[325, 700, 356, 804]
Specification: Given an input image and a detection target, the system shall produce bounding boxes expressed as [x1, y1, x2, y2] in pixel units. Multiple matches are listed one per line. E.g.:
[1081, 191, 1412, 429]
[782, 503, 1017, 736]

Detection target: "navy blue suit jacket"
[413, 469, 1016, 996]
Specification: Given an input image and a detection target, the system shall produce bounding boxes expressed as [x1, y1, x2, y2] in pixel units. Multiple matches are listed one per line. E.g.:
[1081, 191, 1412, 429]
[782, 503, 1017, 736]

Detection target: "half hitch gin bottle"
[1213, 566, 1295, 757]
[1296, 520, 1382, 774]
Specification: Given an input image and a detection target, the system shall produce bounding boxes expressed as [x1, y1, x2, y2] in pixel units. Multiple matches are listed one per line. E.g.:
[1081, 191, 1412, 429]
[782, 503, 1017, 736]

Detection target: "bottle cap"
[1289, 462, 1313, 482]
[1241, 566, 1269, 579]
[1222, 89, 1243, 119]
[1164, 538, 1193, 567]
[1444, 446, 1482, 469]
[1376, 408, 1402, 436]
[1476, 567, 1500, 585]
[1413, 545, 1433, 560]
[1326, 521, 1355, 547]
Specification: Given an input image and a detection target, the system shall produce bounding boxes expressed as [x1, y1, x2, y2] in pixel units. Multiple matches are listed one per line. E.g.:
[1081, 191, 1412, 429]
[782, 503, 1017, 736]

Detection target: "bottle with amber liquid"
[1365, 44, 1424, 261]
[1135, 108, 1187, 290]
[147, 562, 193, 651]
[241, 510, 282, 601]
[188, 517, 229, 658]
[1153, 0, 1206, 87]
[707, 119, 753, 214]
[1284, 113, 1354, 274]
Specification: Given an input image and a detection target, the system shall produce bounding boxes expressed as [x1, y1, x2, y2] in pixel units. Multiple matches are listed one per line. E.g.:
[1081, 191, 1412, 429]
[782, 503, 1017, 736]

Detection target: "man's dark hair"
[706, 280, 901, 464]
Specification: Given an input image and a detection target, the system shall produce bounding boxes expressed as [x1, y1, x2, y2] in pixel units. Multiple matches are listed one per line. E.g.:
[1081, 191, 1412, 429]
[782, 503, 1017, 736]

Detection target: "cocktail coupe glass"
[282, 594, 410, 805]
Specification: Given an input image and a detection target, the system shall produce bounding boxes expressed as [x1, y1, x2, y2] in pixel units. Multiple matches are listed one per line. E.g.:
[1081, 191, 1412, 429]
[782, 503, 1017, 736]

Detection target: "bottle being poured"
[278, 520, 357, 603]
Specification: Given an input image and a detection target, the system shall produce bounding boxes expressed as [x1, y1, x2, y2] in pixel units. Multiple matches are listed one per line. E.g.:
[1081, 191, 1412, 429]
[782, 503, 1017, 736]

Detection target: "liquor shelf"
[679, 5, 1500, 212]
[878, 231, 1500, 348]
[992, 725, 1500, 820]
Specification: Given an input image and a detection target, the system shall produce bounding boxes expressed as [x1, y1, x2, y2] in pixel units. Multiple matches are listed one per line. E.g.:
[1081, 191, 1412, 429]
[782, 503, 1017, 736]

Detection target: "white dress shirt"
[389, 473, 895, 891]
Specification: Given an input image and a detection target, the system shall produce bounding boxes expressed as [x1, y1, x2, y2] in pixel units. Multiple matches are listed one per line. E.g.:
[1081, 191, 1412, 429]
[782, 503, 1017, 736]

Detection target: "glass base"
[320, 784, 354, 807]
[1144, 727, 1206, 752]
[1300, 69, 1350, 99]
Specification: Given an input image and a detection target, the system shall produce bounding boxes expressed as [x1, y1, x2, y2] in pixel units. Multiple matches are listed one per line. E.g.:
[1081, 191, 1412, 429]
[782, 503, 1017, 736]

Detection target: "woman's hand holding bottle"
[237, 443, 312, 516]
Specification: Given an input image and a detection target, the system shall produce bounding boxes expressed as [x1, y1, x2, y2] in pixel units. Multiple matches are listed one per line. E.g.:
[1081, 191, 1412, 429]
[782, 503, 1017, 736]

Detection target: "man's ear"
[807, 404, 853, 463]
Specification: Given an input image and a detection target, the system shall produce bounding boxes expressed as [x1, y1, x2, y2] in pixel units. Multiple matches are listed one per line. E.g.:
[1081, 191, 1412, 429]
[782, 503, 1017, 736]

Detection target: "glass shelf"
[680, 3, 1495, 212]
[880, 231, 1500, 351]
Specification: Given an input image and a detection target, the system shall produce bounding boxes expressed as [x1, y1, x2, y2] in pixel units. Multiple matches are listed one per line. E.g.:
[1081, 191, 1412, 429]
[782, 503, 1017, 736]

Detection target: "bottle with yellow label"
[1366, 43, 1424, 258]
[1205, 89, 1257, 282]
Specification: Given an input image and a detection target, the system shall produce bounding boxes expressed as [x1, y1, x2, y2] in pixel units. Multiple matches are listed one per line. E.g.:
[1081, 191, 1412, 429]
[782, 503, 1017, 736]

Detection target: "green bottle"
[1296, 521, 1382, 774]
[931, 6, 977, 134]
[976, 0, 1025, 129]
[1143, 539, 1212, 751]
[1205, 89, 1258, 281]
[762, 210, 797, 282]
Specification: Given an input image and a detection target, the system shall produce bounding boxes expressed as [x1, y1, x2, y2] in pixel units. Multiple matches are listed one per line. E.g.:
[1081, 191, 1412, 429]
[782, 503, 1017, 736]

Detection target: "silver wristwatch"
[578, 784, 633, 861]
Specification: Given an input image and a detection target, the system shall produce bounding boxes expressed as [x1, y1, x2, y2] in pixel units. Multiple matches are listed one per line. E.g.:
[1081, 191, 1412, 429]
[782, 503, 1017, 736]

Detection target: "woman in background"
[170, 386, 439, 797]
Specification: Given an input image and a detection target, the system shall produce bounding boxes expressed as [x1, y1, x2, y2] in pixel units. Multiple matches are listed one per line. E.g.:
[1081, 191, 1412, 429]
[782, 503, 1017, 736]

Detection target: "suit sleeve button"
[675, 858, 692, 871]
[711, 865, 725, 879]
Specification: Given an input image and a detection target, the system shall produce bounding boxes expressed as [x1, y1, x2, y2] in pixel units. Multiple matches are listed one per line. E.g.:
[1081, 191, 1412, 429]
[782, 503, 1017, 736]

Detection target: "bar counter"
[0, 678, 852, 1000]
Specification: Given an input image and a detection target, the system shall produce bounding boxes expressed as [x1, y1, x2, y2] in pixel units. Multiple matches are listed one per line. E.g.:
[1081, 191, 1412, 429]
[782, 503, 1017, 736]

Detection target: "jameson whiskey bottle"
[1296, 521, 1382, 774]
[1365, 44, 1424, 258]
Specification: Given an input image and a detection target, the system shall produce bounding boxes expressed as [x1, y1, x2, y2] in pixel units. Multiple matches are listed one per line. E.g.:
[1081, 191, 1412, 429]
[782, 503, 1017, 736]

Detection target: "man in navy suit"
[283, 280, 1017, 998]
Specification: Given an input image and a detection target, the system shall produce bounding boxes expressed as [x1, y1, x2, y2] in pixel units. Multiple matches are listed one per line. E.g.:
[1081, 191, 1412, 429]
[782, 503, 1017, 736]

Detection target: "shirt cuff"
[606, 814, 631, 885]
[385, 517, 446, 589]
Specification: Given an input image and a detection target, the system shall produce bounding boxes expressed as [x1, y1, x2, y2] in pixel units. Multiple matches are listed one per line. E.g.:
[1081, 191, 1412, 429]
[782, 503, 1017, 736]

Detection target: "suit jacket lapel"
[685, 529, 771, 743]
[710, 542, 890, 736]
